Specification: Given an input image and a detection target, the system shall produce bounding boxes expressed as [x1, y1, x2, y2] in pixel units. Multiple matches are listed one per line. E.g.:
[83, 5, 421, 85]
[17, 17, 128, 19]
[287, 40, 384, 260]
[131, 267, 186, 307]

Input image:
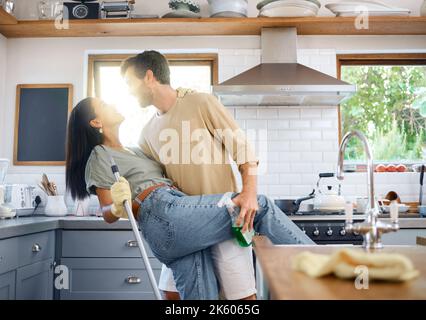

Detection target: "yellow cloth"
[139, 88, 258, 196]
[292, 249, 420, 282]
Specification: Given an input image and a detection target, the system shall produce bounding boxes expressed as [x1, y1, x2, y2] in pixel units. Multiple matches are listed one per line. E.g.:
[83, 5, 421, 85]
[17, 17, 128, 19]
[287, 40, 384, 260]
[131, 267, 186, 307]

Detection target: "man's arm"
[233, 162, 258, 232]
[201, 94, 259, 232]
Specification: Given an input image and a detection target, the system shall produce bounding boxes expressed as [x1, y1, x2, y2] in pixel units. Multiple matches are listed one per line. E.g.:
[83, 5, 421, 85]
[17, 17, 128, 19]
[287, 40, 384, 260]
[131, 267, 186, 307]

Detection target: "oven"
[292, 219, 364, 245]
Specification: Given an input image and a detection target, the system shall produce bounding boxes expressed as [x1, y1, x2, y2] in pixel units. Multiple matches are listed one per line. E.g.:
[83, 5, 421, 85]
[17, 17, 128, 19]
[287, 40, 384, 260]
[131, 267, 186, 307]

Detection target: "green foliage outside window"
[341, 65, 426, 162]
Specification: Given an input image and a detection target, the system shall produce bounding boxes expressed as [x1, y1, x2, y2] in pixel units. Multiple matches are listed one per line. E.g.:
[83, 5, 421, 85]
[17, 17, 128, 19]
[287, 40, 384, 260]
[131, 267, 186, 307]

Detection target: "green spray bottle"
[218, 192, 255, 247]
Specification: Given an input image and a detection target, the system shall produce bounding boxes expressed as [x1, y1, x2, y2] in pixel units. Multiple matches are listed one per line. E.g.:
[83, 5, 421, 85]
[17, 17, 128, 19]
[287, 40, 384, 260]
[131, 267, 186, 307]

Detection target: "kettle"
[313, 173, 346, 211]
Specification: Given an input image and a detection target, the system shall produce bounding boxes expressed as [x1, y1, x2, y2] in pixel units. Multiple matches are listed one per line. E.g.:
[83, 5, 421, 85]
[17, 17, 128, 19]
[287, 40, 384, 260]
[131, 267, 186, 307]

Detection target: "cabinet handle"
[32, 243, 42, 252]
[126, 240, 138, 248]
[126, 276, 141, 284]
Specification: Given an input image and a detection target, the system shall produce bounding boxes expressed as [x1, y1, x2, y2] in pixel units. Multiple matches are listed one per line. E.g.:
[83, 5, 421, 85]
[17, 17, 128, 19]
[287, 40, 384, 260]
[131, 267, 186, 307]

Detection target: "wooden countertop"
[253, 236, 426, 300]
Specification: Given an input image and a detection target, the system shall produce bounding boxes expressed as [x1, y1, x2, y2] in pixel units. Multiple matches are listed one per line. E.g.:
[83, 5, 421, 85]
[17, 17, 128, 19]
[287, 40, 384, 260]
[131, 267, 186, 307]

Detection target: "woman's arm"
[95, 187, 139, 223]
[95, 188, 120, 224]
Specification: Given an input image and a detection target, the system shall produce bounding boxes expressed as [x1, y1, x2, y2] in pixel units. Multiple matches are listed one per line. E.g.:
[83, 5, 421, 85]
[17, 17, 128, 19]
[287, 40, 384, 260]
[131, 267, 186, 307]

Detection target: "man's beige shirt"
[139, 88, 258, 196]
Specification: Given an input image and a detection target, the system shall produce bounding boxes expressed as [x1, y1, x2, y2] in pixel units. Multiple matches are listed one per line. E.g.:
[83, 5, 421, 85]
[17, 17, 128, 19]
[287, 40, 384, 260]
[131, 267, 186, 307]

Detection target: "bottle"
[218, 192, 255, 247]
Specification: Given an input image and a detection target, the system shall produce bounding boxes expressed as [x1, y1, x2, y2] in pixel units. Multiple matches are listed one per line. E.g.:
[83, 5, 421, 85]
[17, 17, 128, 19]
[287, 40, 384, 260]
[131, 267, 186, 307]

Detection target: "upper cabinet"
[1, 7, 426, 38]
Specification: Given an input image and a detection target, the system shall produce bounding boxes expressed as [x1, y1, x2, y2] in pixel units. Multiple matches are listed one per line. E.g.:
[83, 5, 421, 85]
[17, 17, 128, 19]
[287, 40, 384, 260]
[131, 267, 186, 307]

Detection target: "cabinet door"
[16, 259, 54, 300]
[0, 271, 16, 300]
[60, 258, 161, 300]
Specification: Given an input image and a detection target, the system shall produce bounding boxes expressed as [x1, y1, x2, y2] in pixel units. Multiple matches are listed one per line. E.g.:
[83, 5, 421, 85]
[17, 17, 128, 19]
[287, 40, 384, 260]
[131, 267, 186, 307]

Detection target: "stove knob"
[313, 228, 320, 237]
[340, 228, 346, 236]
[326, 228, 333, 236]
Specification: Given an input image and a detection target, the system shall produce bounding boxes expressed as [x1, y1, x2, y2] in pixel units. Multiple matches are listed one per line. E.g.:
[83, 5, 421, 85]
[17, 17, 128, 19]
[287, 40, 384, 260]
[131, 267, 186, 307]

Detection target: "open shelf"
[0, 7, 17, 25]
[0, 16, 425, 38]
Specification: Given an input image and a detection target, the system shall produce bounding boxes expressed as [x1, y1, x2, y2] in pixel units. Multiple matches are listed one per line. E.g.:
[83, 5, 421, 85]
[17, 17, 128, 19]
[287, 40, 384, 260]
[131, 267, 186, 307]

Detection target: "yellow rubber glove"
[110, 177, 132, 219]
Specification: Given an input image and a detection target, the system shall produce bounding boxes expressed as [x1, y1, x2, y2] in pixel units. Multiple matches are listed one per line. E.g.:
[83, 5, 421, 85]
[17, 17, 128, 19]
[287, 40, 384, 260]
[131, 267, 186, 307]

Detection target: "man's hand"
[110, 177, 132, 219]
[232, 190, 258, 233]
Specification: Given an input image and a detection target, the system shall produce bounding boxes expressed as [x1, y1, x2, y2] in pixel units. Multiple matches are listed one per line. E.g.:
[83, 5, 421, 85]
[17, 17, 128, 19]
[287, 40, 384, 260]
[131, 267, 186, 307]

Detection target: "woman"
[66, 97, 314, 300]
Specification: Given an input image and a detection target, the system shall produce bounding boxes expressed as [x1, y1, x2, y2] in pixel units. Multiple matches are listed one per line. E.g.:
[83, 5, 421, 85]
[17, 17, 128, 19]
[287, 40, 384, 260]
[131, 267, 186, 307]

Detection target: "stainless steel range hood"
[213, 28, 356, 106]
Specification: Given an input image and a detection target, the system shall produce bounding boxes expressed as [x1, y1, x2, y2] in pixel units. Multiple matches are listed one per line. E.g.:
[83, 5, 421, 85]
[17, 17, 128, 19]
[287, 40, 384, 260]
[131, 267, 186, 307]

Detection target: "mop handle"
[102, 147, 162, 300]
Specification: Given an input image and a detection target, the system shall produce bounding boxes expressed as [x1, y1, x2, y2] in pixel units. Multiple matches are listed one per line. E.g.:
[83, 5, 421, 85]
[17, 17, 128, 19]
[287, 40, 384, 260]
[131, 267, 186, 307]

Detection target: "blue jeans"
[138, 186, 314, 300]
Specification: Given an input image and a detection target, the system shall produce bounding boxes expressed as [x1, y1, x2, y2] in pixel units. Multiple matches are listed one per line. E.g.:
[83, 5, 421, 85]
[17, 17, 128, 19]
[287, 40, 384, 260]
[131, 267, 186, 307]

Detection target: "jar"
[38, 0, 62, 20]
[44, 195, 68, 217]
[1, 0, 15, 15]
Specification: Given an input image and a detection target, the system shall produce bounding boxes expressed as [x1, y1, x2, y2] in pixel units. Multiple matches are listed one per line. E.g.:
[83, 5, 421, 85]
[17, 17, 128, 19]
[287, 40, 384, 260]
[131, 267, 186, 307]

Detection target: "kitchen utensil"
[2, 184, 36, 210]
[169, 0, 200, 12]
[381, 204, 409, 214]
[210, 11, 247, 17]
[101, 146, 162, 300]
[325, 0, 410, 17]
[41, 173, 57, 196]
[274, 191, 315, 214]
[313, 173, 345, 211]
[101, 0, 135, 19]
[38, 0, 61, 20]
[162, 10, 201, 18]
[257, 0, 321, 10]
[356, 197, 368, 213]
[259, 0, 319, 17]
[0, 205, 16, 219]
[420, 165, 425, 206]
[208, 0, 248, 18]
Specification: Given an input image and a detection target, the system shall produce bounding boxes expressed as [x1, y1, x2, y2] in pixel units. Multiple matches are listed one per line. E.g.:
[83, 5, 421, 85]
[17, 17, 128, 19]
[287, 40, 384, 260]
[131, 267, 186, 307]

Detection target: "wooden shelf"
[0, 16, 425, 38]
[0, 7, 17, 25]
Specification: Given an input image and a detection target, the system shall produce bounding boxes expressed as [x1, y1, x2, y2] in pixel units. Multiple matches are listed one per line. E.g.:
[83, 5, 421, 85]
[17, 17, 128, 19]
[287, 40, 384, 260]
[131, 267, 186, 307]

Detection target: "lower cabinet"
[0, 271, 16, 300]
[16, 259, 54, 300]
[59, 258, 162, 300]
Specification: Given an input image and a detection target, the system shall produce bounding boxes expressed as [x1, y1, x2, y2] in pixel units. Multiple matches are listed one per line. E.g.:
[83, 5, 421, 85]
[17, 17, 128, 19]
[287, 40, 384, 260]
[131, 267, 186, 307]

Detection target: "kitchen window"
[337, 54, 426, 166]
[88, 53, 218, 147]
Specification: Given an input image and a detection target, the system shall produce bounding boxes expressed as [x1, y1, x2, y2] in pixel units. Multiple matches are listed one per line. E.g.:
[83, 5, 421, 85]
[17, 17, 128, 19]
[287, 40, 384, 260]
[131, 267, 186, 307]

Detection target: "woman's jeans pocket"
[141, 211, 175, 260]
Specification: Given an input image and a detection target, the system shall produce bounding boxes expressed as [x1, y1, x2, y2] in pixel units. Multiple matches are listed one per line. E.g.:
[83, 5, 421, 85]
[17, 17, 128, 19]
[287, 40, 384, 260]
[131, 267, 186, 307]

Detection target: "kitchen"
[0, 0, 426, 308]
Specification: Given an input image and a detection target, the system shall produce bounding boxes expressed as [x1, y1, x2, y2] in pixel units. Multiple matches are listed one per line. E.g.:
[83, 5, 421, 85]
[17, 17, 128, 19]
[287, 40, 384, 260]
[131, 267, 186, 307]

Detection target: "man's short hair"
[121, 50, 171, 85]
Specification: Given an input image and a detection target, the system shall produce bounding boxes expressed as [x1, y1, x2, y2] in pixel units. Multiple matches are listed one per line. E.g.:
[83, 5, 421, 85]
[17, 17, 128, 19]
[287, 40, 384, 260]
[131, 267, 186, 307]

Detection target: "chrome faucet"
[337, 131, 399, 250]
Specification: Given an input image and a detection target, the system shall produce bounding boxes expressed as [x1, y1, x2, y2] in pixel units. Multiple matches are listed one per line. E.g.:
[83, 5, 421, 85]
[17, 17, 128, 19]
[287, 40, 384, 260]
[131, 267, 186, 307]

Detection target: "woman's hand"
[110, 177, 132, 219]
[232, 190, 259, 233]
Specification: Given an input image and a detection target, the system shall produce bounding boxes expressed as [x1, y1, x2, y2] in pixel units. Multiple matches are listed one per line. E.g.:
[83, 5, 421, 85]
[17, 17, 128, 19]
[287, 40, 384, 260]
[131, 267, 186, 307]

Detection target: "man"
[122, 51, 259, 300]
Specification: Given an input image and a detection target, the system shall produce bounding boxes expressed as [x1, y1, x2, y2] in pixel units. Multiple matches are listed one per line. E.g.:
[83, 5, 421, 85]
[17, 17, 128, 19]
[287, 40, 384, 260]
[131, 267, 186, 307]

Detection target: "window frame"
[87, 53, 219, 98]
[336, 53, 426, 166]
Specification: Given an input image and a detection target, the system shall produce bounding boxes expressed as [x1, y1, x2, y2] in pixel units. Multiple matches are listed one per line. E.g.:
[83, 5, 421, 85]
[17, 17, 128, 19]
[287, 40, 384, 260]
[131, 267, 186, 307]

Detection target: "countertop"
[1, 213, 426, 240]
[0, 215, 134, 240]
[253, 236, 426, 300]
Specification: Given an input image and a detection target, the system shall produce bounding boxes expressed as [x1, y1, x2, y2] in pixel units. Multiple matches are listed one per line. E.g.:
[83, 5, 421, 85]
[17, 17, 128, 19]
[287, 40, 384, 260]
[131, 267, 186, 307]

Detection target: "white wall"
[1, 32, 426, 208]
[13, 0, 424, 19]
[0, 34, 7, 160]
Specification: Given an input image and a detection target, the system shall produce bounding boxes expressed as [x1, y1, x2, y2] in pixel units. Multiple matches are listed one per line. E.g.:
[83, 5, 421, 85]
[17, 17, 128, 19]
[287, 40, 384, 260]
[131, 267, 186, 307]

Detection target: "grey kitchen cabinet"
[0, 231, 55, 300]
[59, 230, 161, 300]
[382, 229, 426, 245]
[16, 259, 54, 300]
[0, 271, 16, 300]
[60, 258, 161, 300]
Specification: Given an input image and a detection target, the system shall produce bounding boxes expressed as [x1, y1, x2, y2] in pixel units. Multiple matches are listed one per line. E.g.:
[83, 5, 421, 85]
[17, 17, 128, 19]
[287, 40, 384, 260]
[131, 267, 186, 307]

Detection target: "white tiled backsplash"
[4, 48, 423, 207]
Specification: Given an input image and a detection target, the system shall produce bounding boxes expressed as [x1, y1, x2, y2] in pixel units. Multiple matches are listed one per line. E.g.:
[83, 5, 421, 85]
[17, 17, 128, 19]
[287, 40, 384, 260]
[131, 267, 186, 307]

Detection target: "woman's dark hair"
[120, 50, 171, 85]
[66, 97, 104, 200]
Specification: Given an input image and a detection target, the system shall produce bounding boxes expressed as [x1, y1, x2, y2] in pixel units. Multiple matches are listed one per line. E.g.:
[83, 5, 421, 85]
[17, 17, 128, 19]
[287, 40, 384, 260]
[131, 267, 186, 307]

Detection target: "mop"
[101, 146, 162, 300]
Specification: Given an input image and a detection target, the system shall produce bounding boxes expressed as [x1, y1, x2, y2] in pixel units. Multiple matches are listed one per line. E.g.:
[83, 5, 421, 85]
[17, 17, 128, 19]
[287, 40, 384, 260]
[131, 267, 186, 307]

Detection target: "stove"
[288, 212, 364, 245]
